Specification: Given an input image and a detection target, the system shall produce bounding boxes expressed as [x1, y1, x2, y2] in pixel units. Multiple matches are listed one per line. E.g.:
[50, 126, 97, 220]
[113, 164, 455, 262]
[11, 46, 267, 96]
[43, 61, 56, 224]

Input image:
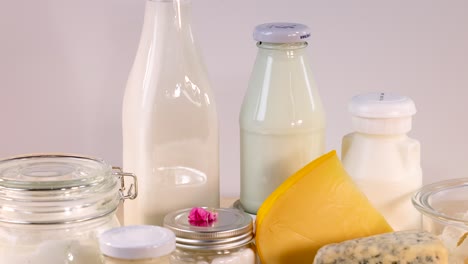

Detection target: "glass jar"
[100, 225, 175, 264]
[0, 154, 137, 264]
[163, 208, 258, 264]
[412, 178, 468, 264]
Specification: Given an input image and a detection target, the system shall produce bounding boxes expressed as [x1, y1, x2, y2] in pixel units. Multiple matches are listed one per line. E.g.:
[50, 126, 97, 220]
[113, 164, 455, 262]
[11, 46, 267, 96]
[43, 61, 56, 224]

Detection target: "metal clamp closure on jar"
[112, 166, 138, 200]
[0, 154, 138, 225]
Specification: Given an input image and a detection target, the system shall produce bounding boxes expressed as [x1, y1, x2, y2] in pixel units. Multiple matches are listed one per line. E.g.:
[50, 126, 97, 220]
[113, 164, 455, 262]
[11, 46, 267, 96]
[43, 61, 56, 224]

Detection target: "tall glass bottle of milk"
[341, 92, 422, 230]
[122, 0, 219, 226]
[240, 23, 326, 214]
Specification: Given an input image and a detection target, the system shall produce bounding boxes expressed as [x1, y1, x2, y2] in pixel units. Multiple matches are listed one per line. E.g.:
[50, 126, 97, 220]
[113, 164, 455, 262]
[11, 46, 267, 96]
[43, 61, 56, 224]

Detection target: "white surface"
[1, 0, 468, 197]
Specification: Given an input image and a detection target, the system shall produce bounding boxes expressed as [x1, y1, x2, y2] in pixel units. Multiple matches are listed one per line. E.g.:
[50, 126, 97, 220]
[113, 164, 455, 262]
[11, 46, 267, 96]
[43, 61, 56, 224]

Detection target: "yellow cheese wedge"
[255, 150, 393, 264]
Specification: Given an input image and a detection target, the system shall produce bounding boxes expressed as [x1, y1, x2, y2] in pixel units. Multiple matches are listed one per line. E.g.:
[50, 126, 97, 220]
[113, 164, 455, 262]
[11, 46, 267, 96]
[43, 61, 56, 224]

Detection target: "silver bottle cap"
[253, 22, 311, 43]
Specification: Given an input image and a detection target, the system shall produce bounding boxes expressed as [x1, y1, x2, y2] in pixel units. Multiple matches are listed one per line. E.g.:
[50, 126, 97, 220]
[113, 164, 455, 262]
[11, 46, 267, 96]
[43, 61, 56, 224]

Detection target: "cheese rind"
[313, 231, 448, 264]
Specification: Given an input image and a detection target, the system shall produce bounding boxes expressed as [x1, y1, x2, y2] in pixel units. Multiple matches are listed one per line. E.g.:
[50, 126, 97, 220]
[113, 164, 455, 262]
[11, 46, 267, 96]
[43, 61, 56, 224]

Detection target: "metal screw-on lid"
[253, 22, 311, 43]
[163, 208, 253, 250]
[99, 225, 176, 260]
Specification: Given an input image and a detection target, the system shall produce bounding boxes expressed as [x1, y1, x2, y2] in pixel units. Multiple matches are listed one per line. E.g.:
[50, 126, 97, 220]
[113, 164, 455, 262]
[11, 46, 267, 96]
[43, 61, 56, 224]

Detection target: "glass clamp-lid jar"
[0, 153, 138, 264]
[99, 225, 176, 264]
[163, 208, 258, 264]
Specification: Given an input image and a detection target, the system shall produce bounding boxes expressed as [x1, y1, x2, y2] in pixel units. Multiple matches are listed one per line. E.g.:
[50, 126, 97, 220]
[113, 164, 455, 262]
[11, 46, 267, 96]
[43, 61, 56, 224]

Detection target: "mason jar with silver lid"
[163, 208, 258, 264]
[0, 154, 137, 264]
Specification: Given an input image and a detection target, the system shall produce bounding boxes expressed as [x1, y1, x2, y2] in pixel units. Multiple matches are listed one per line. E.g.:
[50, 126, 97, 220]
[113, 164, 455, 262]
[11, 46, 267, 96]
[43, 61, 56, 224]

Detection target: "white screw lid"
[253, 23, 311, 43]
[348, 92, 417, 134]
[99, 225, 176, 260]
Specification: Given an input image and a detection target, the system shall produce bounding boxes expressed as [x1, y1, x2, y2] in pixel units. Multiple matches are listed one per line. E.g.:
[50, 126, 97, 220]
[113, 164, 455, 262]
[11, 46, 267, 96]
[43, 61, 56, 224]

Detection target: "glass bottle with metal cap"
[100, 225, 175, 264]
[163, 208, 258, 264]
[240, 22, 326, 214]
[0, 154, 137, 264]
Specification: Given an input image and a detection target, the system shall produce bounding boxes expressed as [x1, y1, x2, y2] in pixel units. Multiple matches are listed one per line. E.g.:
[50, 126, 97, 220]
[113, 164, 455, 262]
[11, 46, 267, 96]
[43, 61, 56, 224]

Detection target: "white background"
[1, 0, 468, 197]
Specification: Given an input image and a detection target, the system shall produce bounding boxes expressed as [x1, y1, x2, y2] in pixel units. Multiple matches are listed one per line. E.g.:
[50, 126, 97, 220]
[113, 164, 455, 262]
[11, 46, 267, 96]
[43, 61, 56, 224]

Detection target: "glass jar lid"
[163, 208, 253, 250]
[0, 154, 137, 225]
[0, 154, 111, 189]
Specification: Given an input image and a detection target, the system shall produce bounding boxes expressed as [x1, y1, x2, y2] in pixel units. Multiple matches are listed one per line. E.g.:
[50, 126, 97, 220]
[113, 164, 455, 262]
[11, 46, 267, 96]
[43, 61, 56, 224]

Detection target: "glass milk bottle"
[240, 23, 326, 214]
[341, 92, 422, 230]
[123, 0, 219, 226]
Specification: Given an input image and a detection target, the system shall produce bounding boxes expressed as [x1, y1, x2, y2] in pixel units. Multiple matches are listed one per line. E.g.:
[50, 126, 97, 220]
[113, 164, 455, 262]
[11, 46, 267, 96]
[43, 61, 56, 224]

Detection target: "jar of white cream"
[163, 208, 258, 264]
[0, 154, 137, 264]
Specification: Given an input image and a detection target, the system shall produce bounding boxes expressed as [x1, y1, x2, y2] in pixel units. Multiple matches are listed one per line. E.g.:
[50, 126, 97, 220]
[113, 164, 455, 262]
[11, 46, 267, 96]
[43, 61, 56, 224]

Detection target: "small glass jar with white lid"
[163, 208, 258, 264]
[99, 225, 176, 264]
[0, 154, 137, 264]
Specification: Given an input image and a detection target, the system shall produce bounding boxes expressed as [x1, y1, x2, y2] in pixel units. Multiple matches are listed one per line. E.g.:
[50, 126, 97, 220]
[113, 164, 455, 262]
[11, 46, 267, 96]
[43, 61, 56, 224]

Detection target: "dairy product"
[313, 231, 448, 264]
[241, 131, 324, 213]
[100, 225, 175, 264]
[0, 239, 103, 263]
[438, 211, 468, 264]
[105, 256, 170, 264]
[0, 155, 124, 264]
[0, 215, 119, 263]
[240, 22, 326, 214]
[123, 0, 219, 226]
[128, 142, 218, 225]
[342, 92, 422, 230]
[255, 151, 393, 264]
[170, 247, 256, 264]
[164, 208, 257, 264]
[210, 248, 256, 264]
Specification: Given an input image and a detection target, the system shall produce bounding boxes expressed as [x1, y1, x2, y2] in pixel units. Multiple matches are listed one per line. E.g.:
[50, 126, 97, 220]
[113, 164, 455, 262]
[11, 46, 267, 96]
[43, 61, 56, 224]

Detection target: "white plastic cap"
[99, 225, 176, 260]
[348, 92, 417, 135]
[253, 23, 311, 43]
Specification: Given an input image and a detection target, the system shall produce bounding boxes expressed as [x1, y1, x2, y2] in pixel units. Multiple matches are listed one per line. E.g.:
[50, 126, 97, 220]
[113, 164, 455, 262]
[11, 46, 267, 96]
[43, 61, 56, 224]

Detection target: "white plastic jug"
[342, 92, 422, 230]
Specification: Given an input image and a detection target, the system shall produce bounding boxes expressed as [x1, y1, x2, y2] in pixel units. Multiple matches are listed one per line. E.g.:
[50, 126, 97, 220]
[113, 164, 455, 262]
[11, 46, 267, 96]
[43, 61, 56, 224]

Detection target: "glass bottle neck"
[256, 42, 308, 59]
[257, 42, 308, 50]
[144, 0, 193, 30]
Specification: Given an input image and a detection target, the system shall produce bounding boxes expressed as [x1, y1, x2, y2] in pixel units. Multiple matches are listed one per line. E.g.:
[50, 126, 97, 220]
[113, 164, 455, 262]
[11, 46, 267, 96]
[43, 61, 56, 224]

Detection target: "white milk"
[240, 23, 326, 214]
[342, 92, 422, 230]
[123, 0, 219, 226]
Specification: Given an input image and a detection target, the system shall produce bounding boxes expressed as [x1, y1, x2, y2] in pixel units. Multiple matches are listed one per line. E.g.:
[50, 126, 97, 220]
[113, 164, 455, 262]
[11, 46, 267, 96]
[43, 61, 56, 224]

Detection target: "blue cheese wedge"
[313, 231, 448, 264]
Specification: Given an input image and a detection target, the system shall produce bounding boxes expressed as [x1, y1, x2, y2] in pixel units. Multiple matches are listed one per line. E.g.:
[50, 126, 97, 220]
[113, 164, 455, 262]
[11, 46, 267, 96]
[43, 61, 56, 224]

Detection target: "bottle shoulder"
[341, 133, 422, 179]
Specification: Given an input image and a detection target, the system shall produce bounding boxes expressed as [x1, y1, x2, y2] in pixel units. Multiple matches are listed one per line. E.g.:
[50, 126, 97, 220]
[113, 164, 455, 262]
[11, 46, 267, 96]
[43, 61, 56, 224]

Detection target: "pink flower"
[188, 207, 218, 226]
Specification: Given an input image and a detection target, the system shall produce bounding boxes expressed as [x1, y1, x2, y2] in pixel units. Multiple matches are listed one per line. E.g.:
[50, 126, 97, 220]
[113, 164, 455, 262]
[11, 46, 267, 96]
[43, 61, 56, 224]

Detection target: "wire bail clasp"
[112, 167, 138, 200]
